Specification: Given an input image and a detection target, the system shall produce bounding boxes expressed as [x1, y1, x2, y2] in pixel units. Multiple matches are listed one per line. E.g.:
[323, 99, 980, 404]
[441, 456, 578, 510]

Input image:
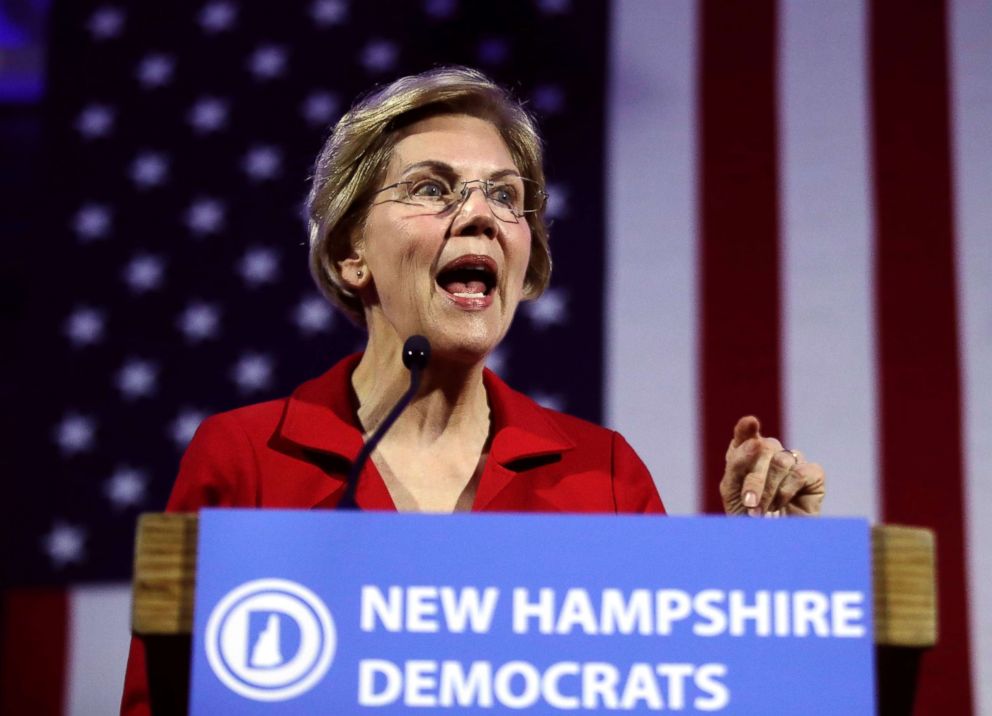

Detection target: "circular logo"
[205, 578, 336, 701]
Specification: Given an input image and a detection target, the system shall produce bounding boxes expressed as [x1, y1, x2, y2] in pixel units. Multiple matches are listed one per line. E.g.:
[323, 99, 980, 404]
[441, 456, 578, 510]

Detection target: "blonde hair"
[306, 66, 551, 325]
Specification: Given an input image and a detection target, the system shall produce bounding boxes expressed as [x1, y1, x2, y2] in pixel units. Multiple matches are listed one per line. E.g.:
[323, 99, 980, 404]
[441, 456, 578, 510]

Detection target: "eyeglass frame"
[370, 175, 549, 223]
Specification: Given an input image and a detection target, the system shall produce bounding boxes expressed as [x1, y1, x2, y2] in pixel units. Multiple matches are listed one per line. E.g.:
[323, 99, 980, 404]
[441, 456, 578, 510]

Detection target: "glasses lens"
[397, 175, 546, 221]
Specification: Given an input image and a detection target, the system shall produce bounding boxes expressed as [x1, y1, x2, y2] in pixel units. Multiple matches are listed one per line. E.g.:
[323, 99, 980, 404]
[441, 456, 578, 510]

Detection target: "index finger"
[732, 415, 762, 448]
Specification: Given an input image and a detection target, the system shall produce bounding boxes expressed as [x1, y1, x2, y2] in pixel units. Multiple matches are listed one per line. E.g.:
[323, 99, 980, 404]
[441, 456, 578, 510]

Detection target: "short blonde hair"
[306, 66, 551, 325]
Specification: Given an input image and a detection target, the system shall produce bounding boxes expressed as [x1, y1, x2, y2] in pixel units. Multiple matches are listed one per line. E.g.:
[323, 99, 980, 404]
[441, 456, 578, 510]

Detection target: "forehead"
[388, 114, 518, 176]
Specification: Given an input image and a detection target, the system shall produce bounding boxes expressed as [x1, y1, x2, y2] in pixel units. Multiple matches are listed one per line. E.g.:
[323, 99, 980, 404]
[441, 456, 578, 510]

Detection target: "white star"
[72, 203, 112, 241]
[532, 84, 565, 115]
[64, 307, 106, 346]
[524, 286, 569, 329]
[54, 413, 96, 454]
[122, 253, 165, 293]
[361, 39, 398, 72]
[87, 7, 125, 39]
[186, 198, 225, 235]
[130, 151, 169, 188]
[136, 53, 175, 88]
[232, 352, 274, 393]
[545, 182, 569, 220]
[538, 0, 571, 14]
[424, 0, 457, 19]
[187, 96, 229, 133]
[486, 347, 508, 376]
[75, 104, 115, 138]
[198, 1, 237, 32]
[104, 466, 148, 508]
[242, 145, 282, 181]
[531, 391, 565, 412]
[248, 44, 287, 80]
[238, 247, 280, 286]
[170, 409, 207, 449]
[310, 0, 348, 26]
[177, 302, 221, 341]
[43, 523, 86, 567]
[293, 294, 334, 334]
[301, 90, 340, 126]
[116, 358, 158, 399]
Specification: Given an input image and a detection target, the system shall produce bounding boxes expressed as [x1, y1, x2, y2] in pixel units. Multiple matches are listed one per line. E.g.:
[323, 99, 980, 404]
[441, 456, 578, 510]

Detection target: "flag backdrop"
[1, 1, 990, 714]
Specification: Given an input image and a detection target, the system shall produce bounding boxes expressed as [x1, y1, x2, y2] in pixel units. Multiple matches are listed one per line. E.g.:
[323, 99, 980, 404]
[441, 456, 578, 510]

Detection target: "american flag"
[1, 1, 989, 714]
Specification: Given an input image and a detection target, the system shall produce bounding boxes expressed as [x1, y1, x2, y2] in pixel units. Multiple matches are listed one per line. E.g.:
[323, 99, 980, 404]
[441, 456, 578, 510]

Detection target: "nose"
[450, 184, 498, 240]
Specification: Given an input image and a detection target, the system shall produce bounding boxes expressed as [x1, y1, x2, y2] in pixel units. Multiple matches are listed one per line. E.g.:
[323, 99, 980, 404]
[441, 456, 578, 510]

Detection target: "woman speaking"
[121, 66, 824, 712]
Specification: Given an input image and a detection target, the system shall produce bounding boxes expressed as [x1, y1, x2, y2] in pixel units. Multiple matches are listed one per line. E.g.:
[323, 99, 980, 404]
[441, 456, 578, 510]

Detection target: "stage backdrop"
[1, 1, 989, 715]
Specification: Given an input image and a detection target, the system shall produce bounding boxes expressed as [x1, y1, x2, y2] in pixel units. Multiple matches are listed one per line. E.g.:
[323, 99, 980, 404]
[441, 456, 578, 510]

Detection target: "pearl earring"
[356, 270, 363, 278]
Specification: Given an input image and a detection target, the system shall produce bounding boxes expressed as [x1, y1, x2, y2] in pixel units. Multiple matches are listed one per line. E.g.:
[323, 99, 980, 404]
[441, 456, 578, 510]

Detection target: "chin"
[424, 323, 505, 368]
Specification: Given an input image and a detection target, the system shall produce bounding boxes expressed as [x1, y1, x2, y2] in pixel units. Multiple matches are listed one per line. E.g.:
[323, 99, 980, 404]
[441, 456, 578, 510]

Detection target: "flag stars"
[136, 53, 176, 88]
[294, 295, 334, 334]
[538, 0, 571, 14]
[130, 151, 170, 188]
[64, 307, 106, 346]
[54, 413, 97, 455]
[310, 0, 348, 26]
[524, 286, 569, 329]
[116, 359, 159, 399]
[72, 203, 112, 241]
[87, 6, 125, 40]
[177, 302, 221, 341]
[187, 96, 229, 133]
[545, 182, 569, 220]
[104, 467, 148, 509]
[477, 37, 509, 65]
[186, 198, 226, 235]
[532, 85, 565, 115]
[123, 254, 166, 293]
[486, 347, 509, 376]
[43, 523, 87, 567]
[198, 1, 238, 32]
[531, 391, 565, 412]
[232, 352, 275, 393]
[75, 104, 115, 138]
[242, 145, 282, 181]
[170, 409, 206, 448]
[238, 247, 281, 286]
[301, 90, 340, 126]
[248, 45, 288, 80]
[424, 0, 457, 19]
[361, 39, 398, 72]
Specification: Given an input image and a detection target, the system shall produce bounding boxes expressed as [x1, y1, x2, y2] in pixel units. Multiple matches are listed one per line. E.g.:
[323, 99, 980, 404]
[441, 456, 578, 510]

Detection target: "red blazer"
[121, 354, 664, 713]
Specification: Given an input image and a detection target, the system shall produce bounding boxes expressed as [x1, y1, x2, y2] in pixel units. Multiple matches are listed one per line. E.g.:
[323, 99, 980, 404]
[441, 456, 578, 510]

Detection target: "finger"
[759, 449, 800, 512]
[731, 415, 762, 448]
[719, 438, 763, 512]
[741, 437, 783, 516]
[775, 463, 826, 515]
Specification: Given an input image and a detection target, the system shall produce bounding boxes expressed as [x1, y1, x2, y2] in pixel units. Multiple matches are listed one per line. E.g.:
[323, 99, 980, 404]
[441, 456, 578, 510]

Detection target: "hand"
[720, 416, 826, 517]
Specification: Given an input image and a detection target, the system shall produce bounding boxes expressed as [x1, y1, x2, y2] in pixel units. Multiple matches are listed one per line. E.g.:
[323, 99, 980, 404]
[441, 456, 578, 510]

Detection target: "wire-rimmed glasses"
[372, 173, 548, 223]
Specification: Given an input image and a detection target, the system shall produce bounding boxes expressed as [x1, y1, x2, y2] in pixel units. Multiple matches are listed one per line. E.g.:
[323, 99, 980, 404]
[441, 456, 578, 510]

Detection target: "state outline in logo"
[205, 577, 336, 701]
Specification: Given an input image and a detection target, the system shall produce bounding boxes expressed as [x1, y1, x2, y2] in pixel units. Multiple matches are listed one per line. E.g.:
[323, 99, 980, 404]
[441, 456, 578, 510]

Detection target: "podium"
[131, 513, 936, 714]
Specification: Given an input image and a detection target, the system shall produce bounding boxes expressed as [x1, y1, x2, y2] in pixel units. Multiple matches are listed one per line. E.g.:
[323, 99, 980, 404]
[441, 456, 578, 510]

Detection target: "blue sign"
[190, 511, 874, 714]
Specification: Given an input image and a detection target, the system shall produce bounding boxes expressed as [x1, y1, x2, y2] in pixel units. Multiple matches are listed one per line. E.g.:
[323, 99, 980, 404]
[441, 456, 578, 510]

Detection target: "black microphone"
[337, 335, 431, 509]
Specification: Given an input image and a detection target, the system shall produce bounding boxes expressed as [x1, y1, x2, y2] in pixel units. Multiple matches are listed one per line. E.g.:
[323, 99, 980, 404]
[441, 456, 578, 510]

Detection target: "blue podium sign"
[190, 511, 874, 714]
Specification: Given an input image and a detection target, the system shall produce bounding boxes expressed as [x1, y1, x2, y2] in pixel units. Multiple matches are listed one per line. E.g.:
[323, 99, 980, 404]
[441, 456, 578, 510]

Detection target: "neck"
[352, 325, 490, 447]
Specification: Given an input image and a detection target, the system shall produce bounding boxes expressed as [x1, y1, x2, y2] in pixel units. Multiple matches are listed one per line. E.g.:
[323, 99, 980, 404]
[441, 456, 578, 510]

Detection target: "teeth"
[453, 292, 485, 298]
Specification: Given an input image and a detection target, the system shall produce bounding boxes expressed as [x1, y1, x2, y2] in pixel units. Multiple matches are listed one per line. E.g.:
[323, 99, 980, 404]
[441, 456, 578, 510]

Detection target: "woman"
[122, 66, 824, 713]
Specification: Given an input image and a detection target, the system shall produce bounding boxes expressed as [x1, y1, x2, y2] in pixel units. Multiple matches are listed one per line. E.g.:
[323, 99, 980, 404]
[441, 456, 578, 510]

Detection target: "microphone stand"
[337, 336, 431, 510]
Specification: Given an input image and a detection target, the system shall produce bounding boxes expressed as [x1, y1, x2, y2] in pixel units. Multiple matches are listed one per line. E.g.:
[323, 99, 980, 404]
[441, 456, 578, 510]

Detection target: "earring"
[356, 270, 363, 278]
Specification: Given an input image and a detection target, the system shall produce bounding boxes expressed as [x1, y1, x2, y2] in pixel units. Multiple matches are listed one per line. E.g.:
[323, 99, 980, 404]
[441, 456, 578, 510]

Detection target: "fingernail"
[747, 507, 761, 517]
[743, 491, 758, 508]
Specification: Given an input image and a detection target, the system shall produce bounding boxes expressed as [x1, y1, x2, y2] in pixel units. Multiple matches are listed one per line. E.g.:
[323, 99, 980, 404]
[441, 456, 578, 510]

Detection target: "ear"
[337, 248, 370, 292]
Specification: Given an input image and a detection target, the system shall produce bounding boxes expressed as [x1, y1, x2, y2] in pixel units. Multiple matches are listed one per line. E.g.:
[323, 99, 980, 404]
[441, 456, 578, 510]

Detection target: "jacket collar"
[279, 353, 575, 466]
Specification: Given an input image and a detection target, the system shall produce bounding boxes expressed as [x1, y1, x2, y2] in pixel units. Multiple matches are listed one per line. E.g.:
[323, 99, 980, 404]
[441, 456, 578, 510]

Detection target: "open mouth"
[435, 255, 498, 305]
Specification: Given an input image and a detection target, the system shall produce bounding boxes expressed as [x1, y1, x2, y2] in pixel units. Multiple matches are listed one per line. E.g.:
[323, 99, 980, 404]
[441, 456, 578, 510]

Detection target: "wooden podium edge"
[131, 513, 937, 648]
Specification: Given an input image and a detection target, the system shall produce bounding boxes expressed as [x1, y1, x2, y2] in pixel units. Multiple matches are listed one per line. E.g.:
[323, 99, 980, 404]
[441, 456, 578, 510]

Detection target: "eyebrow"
[399, 160, 520, 180]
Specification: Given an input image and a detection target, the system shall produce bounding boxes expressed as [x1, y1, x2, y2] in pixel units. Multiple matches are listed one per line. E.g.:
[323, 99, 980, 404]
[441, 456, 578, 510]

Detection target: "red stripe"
[870, 0, 973, 712]
[698, 0, 783, 513]
[0, 588, 69, 715]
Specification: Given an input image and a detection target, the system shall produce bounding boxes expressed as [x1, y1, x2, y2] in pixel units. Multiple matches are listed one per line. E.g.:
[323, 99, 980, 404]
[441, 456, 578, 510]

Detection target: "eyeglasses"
[371, 173, 548, 223]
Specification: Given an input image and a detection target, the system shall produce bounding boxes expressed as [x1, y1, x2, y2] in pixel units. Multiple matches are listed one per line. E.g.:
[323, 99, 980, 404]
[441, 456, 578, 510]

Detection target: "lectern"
[131, 513, 936, 714]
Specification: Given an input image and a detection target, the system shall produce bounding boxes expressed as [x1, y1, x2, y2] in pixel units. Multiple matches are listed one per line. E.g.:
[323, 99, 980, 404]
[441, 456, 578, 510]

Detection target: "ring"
[780, 449, 800, 469]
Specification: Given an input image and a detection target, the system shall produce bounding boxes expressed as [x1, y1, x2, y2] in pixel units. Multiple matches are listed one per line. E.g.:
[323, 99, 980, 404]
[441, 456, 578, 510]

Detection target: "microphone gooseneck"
[337, 335, 431, 509]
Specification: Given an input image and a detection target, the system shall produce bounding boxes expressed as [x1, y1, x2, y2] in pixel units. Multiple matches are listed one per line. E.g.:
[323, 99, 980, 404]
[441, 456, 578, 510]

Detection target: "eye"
[489, 183, 519, 207]
[409, 177, 451, 200]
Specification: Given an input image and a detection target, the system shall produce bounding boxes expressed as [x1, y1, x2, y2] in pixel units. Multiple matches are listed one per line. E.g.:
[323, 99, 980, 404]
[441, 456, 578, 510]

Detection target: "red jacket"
[121, 354, 664, 713]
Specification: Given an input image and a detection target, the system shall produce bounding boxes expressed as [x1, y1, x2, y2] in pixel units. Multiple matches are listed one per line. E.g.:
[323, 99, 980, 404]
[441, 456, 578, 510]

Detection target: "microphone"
[337, 335, 431, 509]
